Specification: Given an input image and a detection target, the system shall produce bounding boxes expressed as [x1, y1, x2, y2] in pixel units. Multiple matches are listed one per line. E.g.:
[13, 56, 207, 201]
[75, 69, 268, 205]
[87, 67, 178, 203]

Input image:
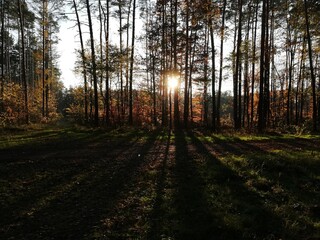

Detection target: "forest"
[0, 0, 319, 132]
[1, 0, 320, 239]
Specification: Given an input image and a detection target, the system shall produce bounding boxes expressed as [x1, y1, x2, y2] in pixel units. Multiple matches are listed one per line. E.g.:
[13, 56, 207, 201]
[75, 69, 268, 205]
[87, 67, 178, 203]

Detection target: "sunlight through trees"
[0, 0, 319, 132]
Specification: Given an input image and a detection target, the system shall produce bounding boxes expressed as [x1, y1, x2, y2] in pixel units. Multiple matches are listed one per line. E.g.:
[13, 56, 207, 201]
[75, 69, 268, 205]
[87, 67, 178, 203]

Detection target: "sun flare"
[168, 76, 179, 90]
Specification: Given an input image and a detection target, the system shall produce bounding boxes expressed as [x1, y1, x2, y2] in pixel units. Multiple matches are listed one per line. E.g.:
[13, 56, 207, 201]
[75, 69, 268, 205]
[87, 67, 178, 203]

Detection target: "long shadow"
[222, 138, 320, 237]
[172, 130, 243, 239]
[147, 130, 171, 239]
[182, 131, 285, 239]
[213, 135, 320, 209]
[0, 129, 143, 220]
[0, 130, 160, 239]
[208, 134, 269, 156]
[0, 128, 144, 160]
[206, 133, 320, 187]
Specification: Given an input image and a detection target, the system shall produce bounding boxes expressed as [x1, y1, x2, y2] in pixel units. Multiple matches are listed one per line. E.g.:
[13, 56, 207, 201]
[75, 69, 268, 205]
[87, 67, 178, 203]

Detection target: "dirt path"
[0, 129, 319, 239]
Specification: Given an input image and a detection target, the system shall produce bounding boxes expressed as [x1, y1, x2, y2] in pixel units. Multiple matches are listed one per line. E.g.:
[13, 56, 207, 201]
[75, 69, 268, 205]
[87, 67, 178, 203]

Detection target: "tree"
[0, 0, 5, 112]
[86, 0, 99, 126]
[258, 0, 268, 132]
[216, 0, 227, 129]
[233, 0, 243, 129]
[65, 0, 319, 131]
[128, 0, 136, 125]
[173, 0, 180, 128]
[42, 0, 48, 118]
[250, 0, 258, 128]
[183, 0, 190, 128]
[73, 0, 88, 122]
[304, 0, 317, 132]
[18, 0, 29, 124]
[208, 2, 216, 131]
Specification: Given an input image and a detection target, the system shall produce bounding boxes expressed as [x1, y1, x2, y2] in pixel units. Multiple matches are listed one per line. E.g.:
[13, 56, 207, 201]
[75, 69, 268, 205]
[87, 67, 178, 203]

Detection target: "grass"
[0, 126, 319, 239]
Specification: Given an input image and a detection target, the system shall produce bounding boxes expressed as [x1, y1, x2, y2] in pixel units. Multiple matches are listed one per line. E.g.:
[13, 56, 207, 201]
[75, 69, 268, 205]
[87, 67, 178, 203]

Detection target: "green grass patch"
[1, 128, 319, 239]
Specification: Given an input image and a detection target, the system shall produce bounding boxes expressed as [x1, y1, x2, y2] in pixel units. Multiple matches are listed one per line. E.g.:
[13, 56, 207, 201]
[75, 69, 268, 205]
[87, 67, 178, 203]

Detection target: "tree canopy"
[1, 0, 320, 133]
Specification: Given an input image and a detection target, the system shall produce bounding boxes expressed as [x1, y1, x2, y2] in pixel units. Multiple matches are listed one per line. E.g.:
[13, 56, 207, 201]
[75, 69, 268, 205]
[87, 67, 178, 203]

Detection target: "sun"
[168, 75, 179, 90]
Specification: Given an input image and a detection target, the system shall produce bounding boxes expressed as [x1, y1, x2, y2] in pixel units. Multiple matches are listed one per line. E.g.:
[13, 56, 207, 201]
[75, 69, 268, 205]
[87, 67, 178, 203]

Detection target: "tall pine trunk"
[86, 0, 99, 126]
[103, 0, 110, 124]
[250, 2, 258, 127]
[304, 0, 317, 131]
[173, 0, 179, 128]
[183, 0, 189, 128]
[209, 13, 216, 131]
[128, 0, 136, 125]
[234, 0, 242, 129]
[217, 0, 226, 129]
[18, 0, 28, 124]
[258, 0, 268, 132]
[42, 0, 48, 118]
[73, 0, 88, 123]
[0, 0, 5, 112]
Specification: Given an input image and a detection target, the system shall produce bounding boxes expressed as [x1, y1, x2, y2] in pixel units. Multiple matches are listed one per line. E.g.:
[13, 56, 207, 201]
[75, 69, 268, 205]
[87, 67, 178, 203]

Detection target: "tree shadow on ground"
[147, 130, 172, 239]
[0, 130, 160, 239]
[193, 131, 320, 239]
[2, 128, 318, 239]
[170, 130, 284, 240]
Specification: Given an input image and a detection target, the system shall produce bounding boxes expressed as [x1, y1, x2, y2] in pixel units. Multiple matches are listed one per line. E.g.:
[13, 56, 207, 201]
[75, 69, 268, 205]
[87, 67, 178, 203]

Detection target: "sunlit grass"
[198, 132, 320, 144]
[1, 127, 319, 239]
[229, 152, 317, 235]
[191, 131, 320, 239]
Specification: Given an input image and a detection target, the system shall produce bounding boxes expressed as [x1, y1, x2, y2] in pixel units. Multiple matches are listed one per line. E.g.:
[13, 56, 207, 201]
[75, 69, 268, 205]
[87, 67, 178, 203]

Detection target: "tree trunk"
[258, 0, 268, 132]
[183, 0, 189, 128]
[217, 0, 226, 129]
[161, 2, 168, 126]
[118, 1, 124, 123]
[18, 0, 29, 124]
[104, 0, 110, 124]
[0, 0, 5, 112]
[152, 55, 157, 125]
[98, 0, 104, 119]
[250, 2, 257, 127]
[73, 0, 88, 123]
[209, 14, 216, 131]
[234, 0, 242, 129]
[243, 8, 250, 128]
[304, 0, 317, 131]
[203, 26, 209, 126]
[42, 0, 48, 118]
[173, 0, 179, 128]
[86, 0, 99, 126]
[128, 0, 136, 125]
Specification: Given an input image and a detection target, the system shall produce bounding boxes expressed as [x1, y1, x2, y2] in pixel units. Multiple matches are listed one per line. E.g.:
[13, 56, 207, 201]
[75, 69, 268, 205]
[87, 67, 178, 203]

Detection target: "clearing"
[0, 126, 319, 239]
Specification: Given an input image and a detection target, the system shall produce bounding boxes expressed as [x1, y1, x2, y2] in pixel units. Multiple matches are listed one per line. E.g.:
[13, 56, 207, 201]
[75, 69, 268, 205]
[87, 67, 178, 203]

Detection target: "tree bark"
[128, 0, 136, 125]
[217, 0, 226, 129]
[86, 0, 99, 126]
[0, 0, 5, 112]
[18, 0, 29, 124]
[73, 0, 88, 123]
[173, 0, 179, 128]
[42, 0, 48, 118]
[258, 0, 267, 132]
[250, 2, 258, 128]
[183, 0, 189, 128]
[304, 0, 317, 131]
[234, 0, 242, 129]
[102, 0, 110, 124]
[209, 12, 216, 131]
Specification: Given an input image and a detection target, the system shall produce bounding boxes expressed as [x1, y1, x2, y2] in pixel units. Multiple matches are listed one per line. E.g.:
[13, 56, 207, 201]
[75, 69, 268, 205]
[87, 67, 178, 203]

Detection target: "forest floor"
[0, 125, 320, 240]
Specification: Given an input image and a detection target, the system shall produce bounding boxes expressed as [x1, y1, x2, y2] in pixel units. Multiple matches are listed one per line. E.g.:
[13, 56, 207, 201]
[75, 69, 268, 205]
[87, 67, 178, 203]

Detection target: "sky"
[56, 12, 233, 92]
[57, 19, 80, 88]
